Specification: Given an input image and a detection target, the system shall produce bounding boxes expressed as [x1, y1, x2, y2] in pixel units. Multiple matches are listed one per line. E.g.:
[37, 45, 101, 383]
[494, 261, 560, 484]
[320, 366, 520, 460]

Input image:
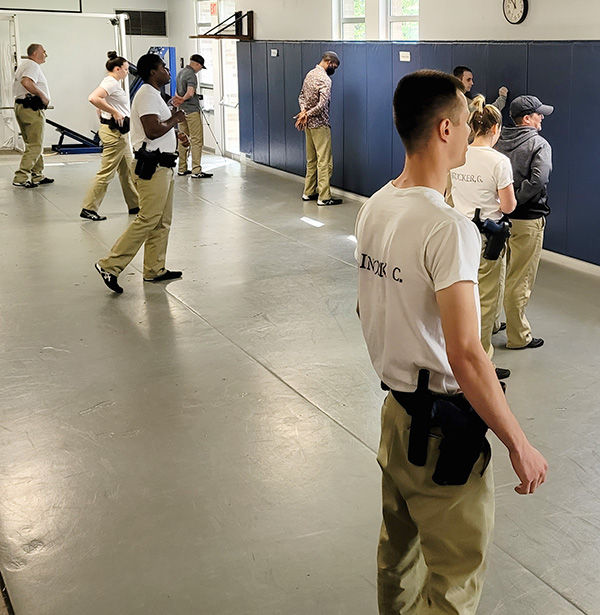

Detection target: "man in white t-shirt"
[355, 70, 547, 615]
[95, 54, 189, 294]
[12, 43, 53, 188]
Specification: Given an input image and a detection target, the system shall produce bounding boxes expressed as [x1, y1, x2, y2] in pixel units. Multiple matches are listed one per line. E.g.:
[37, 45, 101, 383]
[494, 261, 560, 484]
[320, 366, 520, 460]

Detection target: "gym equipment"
[45, 118, 101, 154]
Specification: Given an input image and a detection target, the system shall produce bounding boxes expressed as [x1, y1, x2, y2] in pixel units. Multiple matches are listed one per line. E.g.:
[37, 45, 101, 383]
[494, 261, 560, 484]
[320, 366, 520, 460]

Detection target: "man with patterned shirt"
[295, 51, 342, 206]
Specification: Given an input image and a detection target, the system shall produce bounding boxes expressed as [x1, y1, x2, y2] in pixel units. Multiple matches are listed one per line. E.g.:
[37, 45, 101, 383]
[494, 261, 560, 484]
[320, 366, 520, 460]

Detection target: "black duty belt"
[382, 369, 492, 486]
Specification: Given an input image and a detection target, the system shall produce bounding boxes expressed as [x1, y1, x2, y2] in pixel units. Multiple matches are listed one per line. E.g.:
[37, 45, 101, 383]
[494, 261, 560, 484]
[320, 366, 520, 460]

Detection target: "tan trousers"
[377, 393, 494, 615]
[178, 111, 204, 174]
[14, 104, 45, 183]
[478, 238, 507, 359]
[304, 126, 333, 201]
[98, 165, 174, 279]
[82, 124, 138, 212]
[504, 217, 545, 348]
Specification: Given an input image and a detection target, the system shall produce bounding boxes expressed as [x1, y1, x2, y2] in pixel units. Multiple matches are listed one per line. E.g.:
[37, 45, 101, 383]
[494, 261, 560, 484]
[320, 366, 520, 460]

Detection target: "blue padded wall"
[343, 43, 368, 196]
[528, 43, 571, 256]
[283, 43, 304, 176]
[267, 43, 285, 170]
[239, 39, 600, 265]
[567, 43, 600, 264]
[392, 43, 421, 175]
[251, 42, 269, 165]
[366, 43, 393, 196]
[322, 42, 345, 188]
[237, 42, 253, 156]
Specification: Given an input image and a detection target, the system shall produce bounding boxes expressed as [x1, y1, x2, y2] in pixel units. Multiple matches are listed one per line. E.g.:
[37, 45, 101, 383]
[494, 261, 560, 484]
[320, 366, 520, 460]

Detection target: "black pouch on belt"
[431, 396, 491, 486]
[19, 94, 47, 111]
[134, 143, 160, 180]
[158, 151, 178, 168]
[107, 116, 130, 134]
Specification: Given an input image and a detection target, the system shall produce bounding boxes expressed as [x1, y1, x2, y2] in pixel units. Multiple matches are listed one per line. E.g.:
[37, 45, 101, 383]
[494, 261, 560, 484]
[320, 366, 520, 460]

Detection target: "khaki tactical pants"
[304, 126, 333, 201]
[14, 104, 45, 183]
[478, 237, 507, 359]
[377, 393, 494, 615]
[82, 124, 138, 212]
[178, 111, 204, 174]
[98, 165, 174, 280]
[504, 217, 545, 348]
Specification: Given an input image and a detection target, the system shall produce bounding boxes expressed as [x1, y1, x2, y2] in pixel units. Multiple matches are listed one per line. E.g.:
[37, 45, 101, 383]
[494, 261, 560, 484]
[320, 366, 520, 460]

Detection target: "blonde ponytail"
[469, 94, 502, 138]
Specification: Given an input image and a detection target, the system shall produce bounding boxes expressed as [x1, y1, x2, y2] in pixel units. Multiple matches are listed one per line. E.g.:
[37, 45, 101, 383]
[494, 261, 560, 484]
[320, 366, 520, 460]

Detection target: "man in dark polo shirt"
[175, 54, 212, 178]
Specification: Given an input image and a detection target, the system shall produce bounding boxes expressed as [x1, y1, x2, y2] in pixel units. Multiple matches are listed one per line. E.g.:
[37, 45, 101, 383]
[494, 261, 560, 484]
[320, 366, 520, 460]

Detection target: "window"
[115, 10, 167, 36]
[341, 0, 366, 40]
[196, 0, 214, 88]
[389, 0, 419, 40]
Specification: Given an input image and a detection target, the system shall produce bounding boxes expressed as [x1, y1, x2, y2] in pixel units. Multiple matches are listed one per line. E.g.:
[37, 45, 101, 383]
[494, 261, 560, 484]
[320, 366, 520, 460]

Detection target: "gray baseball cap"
[510, 95, 554, 118]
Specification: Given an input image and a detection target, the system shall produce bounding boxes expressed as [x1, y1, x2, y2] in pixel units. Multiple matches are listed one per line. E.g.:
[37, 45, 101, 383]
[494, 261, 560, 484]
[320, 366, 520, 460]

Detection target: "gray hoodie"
[495, 125, 553, 219]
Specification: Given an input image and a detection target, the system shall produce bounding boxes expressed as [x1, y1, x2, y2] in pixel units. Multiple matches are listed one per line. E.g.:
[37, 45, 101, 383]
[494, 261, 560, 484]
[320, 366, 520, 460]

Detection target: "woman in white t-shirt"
[451, 95, 517, 365]
[80, 51, 139, 221]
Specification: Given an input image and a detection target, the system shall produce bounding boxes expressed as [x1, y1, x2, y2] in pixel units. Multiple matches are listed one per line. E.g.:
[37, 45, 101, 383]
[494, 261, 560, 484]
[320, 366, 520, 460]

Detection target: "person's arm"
[20, 76, 49, 106]
[498, 184, 517, 214]
[305, 79, 331, 118]
[88, 86, 124, 124]
[515, 142, 552, 204]
[140, 109, 185, 140]
[492, 86, 508, 112]
[436, 281, 548, 494]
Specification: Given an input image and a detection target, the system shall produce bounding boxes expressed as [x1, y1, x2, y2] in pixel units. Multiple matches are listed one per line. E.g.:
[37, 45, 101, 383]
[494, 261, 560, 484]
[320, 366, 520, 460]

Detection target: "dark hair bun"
[107, 51, 118, 60]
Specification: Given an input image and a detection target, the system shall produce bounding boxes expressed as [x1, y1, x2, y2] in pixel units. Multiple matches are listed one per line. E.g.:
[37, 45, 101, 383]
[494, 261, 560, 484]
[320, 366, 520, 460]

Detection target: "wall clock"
[503, 0, 529, 24]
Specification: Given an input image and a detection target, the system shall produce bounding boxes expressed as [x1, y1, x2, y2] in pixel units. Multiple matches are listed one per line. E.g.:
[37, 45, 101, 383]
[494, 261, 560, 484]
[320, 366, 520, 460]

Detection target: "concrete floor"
[0, 151, 598, 614]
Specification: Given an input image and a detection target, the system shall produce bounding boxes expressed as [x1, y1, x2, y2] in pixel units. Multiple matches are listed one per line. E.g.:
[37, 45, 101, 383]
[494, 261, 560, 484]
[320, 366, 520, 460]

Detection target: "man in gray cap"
[495, 95, 553, 350]
[295, 51, 341, 206]
[174, 54, 212, 178]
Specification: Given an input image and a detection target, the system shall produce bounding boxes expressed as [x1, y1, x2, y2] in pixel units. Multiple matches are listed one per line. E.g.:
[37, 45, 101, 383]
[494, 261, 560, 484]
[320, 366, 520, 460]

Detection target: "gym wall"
[237, 40, 599, 267]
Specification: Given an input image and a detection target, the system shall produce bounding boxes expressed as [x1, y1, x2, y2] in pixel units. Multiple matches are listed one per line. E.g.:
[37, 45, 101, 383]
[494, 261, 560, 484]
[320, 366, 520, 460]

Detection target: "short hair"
[469, 94, 502, 137]
[393, 69, 465, 154]
[106, 51, 128, 72]
[27, 43, 41, 57]
[322, 51, 340, 65]
[453, 65, 472, 78]
[512, 115, 526, 125]
[136, 53, 163, 82]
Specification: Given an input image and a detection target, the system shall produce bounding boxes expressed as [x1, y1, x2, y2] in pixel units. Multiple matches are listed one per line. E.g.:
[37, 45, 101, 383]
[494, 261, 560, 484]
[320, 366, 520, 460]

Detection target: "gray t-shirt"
[176, 66, 200, 113]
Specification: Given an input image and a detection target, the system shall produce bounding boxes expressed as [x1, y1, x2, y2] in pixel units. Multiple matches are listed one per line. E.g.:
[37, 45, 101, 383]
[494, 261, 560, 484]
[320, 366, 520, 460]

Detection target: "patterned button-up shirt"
[298, 65, 332, 129]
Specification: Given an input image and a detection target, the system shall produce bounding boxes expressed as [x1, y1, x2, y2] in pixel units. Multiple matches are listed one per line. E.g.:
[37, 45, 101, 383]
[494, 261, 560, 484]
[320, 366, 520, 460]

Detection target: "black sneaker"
[143, 270, 182, 282]
[33, 177, 54, 185]
[177, 170, 191, 176]
[302, 193, 318, 201]
[80, 208, 107, 221]
[317, 198, 343, 206]
[495, 367, 511, 380]
[13, 180, 37, 188]
[191, 172, 213, 178]
[95, 263, 123, 293]
[128, 207, 140, 215]
[508, 337, 544, 350]
[493, 322, 506, 334]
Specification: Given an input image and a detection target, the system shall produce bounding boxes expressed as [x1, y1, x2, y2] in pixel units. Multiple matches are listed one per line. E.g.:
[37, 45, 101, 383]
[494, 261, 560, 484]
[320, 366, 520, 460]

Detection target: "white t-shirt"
[99, 75, 130, 120]
[130, 83, 177, 153]
[13, 58, 50, 101]
[355, 183, 481, 395]
[451, 145, 513, 222]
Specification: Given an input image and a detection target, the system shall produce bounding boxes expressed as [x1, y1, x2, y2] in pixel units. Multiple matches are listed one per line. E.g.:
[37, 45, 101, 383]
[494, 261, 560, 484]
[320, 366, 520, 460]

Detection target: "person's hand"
[41, 95, 50, 107]
[294, 110, 308, 131]
[171, 94, 185, 107]
[509, 442, 548, 495]
[172, 109, 186, 123]
[499, 86, 508, 98]
[177, 132, 189, 147]
[113, 111, 125, 126]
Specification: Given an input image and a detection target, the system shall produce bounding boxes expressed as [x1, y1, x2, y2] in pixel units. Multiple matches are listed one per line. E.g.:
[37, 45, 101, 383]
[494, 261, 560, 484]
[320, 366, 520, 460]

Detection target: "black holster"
[16, 94, 47, 111]
[102, 116, 131, 134]
[473, 208, 511, 261]
[134, 144, 160, 179]
[386, 369, 492, 486]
